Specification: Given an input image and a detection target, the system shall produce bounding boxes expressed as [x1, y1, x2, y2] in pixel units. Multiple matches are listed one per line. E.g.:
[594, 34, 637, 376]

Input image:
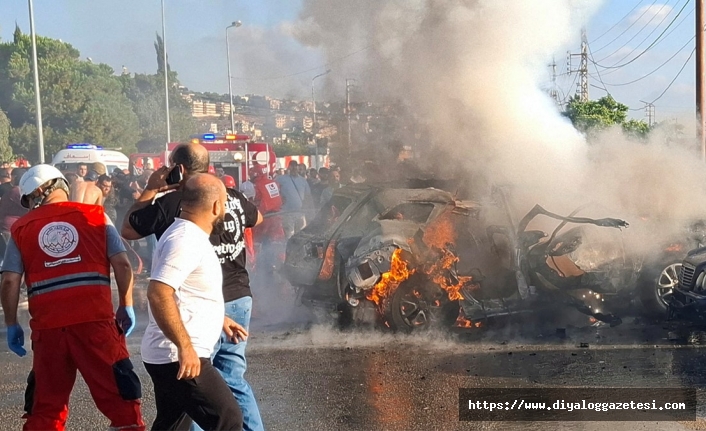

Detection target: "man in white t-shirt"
[141, 174, 246, 431]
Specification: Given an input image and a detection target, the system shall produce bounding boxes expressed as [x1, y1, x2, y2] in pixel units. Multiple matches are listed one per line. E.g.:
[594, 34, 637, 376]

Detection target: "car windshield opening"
[380, 202, 435, 223]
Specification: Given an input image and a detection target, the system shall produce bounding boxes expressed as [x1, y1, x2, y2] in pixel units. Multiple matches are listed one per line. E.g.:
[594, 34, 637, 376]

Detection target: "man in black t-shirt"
[120, 143, 265, 431]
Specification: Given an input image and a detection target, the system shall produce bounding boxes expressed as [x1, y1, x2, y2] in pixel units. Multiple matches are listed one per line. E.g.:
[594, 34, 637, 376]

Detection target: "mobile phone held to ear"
[166, 165, 183, 185]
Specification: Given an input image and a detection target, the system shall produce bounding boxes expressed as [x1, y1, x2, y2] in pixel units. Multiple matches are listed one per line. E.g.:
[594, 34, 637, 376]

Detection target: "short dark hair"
[97, 174, 112, 185]
[171, 144, 210, 175]
[288, 160, 298, 168]
[11, 168, 26, 186]
[77, 163, 88, 169]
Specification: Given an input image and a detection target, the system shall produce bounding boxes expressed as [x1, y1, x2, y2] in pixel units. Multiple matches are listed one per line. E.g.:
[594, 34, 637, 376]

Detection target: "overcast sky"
[0, 0, 698, 121]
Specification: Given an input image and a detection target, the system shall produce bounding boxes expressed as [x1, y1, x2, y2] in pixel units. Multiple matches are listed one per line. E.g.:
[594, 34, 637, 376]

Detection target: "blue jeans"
[190, 296, 264, 431]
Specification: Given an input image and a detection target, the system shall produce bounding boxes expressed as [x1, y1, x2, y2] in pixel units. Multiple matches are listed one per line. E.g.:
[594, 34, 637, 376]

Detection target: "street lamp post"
[161, 0, 171, 149]
[226, 21, 241, 134]
[311, 69, 331, 170]
[226, 21, 243, 176]
[28, 0, 44, 163]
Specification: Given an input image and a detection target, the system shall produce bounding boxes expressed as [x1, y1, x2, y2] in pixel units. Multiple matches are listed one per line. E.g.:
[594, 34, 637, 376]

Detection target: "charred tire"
[639, 259, 682, 318]
[382, 275, 457, 333]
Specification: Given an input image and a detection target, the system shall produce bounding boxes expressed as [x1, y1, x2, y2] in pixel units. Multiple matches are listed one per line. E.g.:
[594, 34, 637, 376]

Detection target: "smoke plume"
[287, 0, 706, 254]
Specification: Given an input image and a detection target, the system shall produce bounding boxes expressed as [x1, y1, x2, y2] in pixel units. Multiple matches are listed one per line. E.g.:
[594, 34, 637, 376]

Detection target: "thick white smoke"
[292, 0, 601, 208]
[289, 0, 706, 252]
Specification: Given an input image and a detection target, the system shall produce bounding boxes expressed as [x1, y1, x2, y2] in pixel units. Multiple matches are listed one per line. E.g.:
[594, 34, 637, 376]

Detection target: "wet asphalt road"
[2, 284, 706, 430]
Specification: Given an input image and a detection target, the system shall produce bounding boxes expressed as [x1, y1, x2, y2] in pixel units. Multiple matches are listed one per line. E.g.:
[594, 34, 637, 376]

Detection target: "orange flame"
[366, 249, 415, 306]
[454, 313, 483, 328]
[424, 248, 474, 301]
[422, 212, 456, 249]
[317, 241, 336, 281]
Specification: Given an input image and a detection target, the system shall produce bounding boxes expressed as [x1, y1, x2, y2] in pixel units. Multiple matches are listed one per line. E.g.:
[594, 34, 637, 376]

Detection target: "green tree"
[0, 28, 140, 161]
[119, 35, 197, 153]
[622, 119, 650, 140]
[563, 95, 650, 141]
[0, 109, 13, 162]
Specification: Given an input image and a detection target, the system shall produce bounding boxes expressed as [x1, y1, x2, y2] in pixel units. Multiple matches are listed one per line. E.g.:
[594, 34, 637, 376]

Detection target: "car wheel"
[381, 275, 457, 333]
[640, 260, 681, 317]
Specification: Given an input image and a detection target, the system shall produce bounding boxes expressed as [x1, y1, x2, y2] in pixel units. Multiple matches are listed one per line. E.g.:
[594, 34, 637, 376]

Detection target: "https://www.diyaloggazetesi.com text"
[458, 388, 696, 421]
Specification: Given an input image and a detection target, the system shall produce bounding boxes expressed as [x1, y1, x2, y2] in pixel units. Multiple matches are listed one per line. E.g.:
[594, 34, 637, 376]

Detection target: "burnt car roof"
[331, 184, 480, 209]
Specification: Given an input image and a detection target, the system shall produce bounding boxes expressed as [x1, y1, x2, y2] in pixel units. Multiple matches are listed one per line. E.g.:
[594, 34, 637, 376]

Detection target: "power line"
[599, 4, 694, 76]
[587, 40, 610, 95]
[597, 0, 680, 64]
[593, 0, 660, 53]
[648, 46, 695, 104]
[231, 44, 375, 82]
[596, 0, 673, 62]
[590, 0, 647, 43]
[592, 0, 691, 70]
[601, 35, 695, 86]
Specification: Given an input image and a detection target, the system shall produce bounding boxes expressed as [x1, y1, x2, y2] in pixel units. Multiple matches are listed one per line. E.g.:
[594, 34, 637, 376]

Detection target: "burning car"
[284, 185, 698, 331]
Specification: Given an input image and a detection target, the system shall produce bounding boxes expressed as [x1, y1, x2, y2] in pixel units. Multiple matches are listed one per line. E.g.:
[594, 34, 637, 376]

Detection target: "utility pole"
[697, 0, 705, 160]
[548, 57, 560, 107]
[28, 0, 44, 163]
[346, 79, 355, 156]
[226, 21, 242, 135]
[640, 100, 655, 127]
[567, 28, 589, 102]
[312, 69, 331, 170]
[160, 0, 171, 150]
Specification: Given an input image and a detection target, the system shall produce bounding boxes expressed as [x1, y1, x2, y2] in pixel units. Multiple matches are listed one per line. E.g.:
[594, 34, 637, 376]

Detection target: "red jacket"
[11, 202, 113, 330]
[253, 176, 282, 214]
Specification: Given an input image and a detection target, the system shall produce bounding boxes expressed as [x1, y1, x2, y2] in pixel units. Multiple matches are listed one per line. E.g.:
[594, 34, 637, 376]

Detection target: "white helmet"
[19, 164, 68, 209]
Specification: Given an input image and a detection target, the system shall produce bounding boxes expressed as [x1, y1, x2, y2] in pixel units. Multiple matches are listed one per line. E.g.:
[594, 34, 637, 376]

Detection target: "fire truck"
[129, 133, 277, 184]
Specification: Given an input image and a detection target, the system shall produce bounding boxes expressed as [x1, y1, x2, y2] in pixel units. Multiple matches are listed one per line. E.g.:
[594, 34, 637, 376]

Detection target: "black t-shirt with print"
[128, 188, 258, 301]
[212, 188, 258, 302]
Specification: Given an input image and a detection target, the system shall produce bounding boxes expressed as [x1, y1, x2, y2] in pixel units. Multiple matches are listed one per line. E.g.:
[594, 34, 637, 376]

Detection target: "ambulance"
[51, 143, 130, 174]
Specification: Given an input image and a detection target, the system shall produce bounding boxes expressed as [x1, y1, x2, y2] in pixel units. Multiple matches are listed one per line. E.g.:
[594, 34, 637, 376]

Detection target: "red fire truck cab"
[129, 133, 277, 185]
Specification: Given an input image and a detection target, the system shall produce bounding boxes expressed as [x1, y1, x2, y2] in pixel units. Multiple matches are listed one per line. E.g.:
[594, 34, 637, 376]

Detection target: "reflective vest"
[253, 176, 282, 214]
[11, 202, 113, 330]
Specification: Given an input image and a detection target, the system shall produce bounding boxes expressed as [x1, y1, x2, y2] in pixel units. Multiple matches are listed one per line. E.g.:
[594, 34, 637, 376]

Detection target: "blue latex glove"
[7, 324, 26, 357]
[116, 306, 136, 337]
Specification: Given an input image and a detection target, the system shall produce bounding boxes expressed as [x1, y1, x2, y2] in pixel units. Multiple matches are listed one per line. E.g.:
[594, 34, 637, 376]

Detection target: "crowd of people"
[0, 142, 408, 431]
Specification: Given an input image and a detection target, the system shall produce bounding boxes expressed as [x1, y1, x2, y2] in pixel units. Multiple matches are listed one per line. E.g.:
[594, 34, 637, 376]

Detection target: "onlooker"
[0, 168, 28, 240]
[70, 163, 105, 205]
[122, 145, 266, 431]
[0, 168, 13, 198]
[97, 174, 117, 222]
[64, 172, 80, 187]
[92, 162, 107, 176]
[141, 174, 244, 431]
[239, 173, 256, 201]
[275, 160, 312, 239]
[297, 163, 308, 177]
[306, 168, 319, 189]
[0, 165, 144, 430]
[121, 146, 209, 241]
[320, 169, 343, 206]
[76, 163, 88, 179]
[310, 167, 329, 207]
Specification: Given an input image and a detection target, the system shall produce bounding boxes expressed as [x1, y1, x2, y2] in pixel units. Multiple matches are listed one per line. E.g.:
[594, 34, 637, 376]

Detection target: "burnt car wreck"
[284, 184, 695, 332]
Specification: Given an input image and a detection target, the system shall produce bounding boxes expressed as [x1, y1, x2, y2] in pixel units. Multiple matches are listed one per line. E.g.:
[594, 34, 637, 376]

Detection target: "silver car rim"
[399, 298, 430, 327]
[656, 263, 681, 306]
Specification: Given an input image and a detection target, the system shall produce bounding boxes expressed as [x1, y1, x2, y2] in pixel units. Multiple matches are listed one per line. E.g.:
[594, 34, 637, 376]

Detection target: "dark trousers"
[144, 359, 243, 431]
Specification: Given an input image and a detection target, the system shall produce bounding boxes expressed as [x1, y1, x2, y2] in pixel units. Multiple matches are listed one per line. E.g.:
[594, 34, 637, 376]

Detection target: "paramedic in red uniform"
[0, 165, 145, 431]
[249, 166, 285, 276]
